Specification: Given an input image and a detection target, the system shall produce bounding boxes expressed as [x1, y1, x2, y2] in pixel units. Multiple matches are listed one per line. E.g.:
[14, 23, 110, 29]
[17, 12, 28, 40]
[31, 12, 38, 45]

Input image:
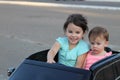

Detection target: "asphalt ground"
[0, 1, 120, 79]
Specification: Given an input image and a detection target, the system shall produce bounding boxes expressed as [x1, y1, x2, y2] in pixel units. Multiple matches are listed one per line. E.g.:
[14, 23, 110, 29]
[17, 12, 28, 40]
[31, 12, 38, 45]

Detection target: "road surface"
[0, 1, 120, 79]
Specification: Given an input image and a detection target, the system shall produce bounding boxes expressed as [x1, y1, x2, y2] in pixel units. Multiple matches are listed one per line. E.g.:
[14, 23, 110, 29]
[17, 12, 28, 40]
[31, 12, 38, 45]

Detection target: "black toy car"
[8, 48, 120, 80]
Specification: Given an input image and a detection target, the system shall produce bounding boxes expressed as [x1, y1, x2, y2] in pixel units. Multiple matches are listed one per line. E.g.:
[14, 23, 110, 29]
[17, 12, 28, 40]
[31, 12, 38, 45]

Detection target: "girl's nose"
[72, 33, 76, 37]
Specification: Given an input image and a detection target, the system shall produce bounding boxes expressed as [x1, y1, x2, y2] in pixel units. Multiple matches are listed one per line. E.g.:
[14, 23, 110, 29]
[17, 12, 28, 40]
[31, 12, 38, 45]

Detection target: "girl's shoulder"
[56, 37, 68, 43]
[57, 37, 67, 40]
[78, 40, 90, 48]
[79, 40, 89, 45]
[105, 51, 112, 56]
[56, 37, 68, 47]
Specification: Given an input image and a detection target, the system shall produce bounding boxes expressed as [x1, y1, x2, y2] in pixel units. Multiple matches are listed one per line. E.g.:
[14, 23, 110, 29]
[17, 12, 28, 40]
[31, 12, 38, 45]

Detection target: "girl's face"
[65, 23, 84, 45]
[90, 37, 108, 55]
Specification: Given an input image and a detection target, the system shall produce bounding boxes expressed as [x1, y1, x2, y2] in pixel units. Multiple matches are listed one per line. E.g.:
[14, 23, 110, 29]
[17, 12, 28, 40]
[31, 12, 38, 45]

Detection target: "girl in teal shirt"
[47, 14, 89, 68]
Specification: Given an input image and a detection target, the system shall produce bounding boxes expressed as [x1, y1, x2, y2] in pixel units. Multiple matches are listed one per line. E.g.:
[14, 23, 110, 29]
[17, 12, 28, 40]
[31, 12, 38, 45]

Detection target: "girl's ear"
[64, 31, 67, 36]
[82, 32, 87, 39]
[105, 41, 109, 47]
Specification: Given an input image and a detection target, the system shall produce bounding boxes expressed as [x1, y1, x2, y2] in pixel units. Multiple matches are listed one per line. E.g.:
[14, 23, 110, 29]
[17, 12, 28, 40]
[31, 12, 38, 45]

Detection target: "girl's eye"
[68, 30, 72, 33]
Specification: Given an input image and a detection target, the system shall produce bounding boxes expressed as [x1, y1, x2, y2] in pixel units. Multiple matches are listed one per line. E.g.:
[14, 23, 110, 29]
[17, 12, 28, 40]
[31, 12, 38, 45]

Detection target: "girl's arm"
[75, 53, 87, 69]
[47, 41, 60, 63]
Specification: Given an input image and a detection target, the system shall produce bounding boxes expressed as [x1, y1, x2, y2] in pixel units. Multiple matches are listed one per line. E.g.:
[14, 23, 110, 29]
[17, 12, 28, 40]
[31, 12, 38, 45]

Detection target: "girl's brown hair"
[88, 26, 109, 41]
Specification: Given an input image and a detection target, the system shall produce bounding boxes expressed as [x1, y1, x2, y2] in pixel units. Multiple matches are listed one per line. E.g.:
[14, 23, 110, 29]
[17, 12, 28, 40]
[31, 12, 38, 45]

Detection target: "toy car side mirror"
[7, 67, 15, 77]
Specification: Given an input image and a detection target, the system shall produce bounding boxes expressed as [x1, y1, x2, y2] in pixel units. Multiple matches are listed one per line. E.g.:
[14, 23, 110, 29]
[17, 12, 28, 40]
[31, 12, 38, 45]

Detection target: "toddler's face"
[90, 37, 108, 54]
[65, 23, 84, 45]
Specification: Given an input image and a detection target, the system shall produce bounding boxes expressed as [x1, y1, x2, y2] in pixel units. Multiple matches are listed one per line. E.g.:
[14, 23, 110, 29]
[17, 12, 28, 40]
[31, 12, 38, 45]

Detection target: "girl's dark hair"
[63, 14, 88, 33]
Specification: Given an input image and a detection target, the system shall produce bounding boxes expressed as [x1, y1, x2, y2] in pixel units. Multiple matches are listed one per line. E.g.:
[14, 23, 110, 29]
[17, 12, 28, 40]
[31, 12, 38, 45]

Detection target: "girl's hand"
[47, 59, 56, 63]
[76, 53, 88, 68]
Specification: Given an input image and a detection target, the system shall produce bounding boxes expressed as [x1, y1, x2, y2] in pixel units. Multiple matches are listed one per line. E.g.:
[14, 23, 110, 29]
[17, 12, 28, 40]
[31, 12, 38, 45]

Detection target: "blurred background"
[0, 0, 120, 79]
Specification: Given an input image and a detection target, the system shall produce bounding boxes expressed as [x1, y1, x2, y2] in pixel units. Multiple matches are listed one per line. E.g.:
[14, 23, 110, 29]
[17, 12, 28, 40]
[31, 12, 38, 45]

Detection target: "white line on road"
[0, 1, 120, 10]
[86, 0, 120, 2]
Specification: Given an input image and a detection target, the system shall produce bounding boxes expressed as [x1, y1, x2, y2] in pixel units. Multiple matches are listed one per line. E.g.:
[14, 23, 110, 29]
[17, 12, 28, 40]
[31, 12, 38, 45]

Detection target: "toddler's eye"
[97, 43, 101, 45]
[91, 42, 94, 45]
[76, 31, 80, 34]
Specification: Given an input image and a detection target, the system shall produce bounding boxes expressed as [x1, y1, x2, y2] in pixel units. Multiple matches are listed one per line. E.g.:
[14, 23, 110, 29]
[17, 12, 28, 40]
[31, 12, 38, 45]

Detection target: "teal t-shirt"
[56, 37, 89, 67]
